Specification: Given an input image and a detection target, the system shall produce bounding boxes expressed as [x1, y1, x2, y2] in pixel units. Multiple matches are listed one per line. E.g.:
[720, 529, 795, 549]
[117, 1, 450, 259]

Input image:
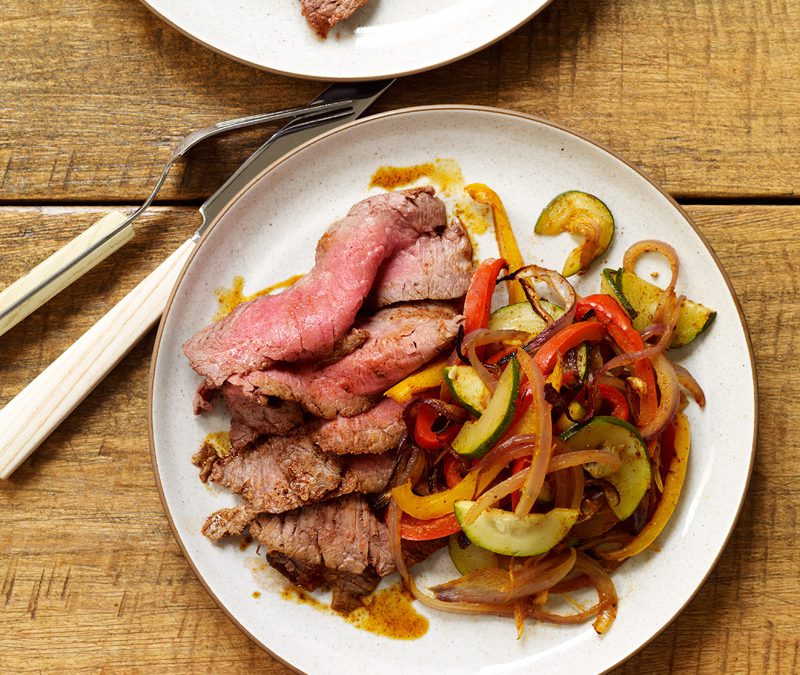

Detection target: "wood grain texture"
[0, 210, 131, 337]
[1, 0, 799, 202]
[0, 205, 793, 672]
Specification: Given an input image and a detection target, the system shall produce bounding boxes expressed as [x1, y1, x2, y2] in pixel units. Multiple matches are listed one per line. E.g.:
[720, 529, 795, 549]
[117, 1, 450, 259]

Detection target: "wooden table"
[1, 1, 796, 672]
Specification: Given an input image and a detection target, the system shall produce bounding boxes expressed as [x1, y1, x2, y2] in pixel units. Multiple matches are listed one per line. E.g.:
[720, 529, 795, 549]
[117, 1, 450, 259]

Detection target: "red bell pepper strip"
[464, 258, 508, 334]
[575, 294, 657, 424]
[486, 344, 518, 365]
[443, 454, 465, 489]
[414, 404, 461, 451]
[534, 321, 606, 375]
[400, 512, 462, 541]
[597, 383, 630, 421]
[575, 294, 641, 351]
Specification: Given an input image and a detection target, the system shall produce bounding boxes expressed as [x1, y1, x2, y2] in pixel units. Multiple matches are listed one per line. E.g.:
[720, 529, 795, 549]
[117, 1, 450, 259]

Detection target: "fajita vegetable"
[384, 188, 712, 637]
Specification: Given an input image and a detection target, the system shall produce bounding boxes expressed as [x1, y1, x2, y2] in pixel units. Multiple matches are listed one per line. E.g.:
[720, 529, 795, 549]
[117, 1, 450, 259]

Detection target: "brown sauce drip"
[214, 273, 304, 320]
[369, 158, 491, 259]
[281, 583, 428, 640]
[201, 431, 231, 459]
[370, 158, 464, 197]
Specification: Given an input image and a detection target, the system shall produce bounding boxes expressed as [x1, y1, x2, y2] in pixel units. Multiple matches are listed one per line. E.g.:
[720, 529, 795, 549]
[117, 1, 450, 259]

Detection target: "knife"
[0, 79, 394, 479]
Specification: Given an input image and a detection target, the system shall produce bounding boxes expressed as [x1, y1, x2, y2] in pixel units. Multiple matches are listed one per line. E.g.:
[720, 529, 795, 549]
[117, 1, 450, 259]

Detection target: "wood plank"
[0, 205, 793, 672]
[1, 0, 799, 202]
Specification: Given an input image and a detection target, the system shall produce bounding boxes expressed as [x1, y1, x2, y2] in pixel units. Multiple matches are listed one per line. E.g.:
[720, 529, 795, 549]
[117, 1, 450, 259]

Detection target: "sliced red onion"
[501, 265, 577, 356]
[527, 551, 618, 633]
[638, 353, 680, 440]
[623, 240, 680, 324]
[673, 363, 706, 407]
[548, 449, 622, 474]
[514, 349, 553, 517]
[462, 328, 529, 392]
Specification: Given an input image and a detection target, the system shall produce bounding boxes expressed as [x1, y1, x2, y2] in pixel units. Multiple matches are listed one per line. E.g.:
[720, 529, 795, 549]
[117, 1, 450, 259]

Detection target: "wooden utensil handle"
[0, 238, 196, 479]
[0, 210, 134, 337]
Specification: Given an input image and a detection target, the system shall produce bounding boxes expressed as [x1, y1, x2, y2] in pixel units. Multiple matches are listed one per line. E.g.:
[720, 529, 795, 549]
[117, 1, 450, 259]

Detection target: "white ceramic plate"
[138, 0, 552, 81]
[149, 107, 756, 674]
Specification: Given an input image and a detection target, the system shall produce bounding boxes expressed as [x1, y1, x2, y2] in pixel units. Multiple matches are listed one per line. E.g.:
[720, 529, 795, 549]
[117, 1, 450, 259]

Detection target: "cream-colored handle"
[0, 210, 134, 337]
[0, 238, 196, 479]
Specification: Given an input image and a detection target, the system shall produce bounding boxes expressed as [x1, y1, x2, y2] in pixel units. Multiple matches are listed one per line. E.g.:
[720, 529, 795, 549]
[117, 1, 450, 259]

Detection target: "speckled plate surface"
[149, 107, 756, 675]
[138, 0, 552, 81]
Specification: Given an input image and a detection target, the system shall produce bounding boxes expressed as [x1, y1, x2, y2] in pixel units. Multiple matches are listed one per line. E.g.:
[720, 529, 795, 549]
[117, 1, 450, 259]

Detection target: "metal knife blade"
[196, 79, 394, 239]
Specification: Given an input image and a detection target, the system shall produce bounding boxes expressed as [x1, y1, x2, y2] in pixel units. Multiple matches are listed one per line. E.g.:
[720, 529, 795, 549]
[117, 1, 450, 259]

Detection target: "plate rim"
[147, 104, 758, 674]
[136, 0, 556, 82]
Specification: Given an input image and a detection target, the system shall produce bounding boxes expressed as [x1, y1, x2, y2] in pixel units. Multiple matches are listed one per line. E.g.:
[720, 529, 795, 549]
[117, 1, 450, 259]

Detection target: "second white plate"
[139, 0, 552, 80]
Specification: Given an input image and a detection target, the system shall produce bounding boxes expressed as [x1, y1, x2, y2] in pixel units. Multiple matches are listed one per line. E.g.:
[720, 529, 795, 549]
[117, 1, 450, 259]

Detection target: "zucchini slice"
[561, 416, 651, 520]
[452, 357, 521, 459]
[534, 191, 615, 277]
[600, 268, 638, 319]
[614, 269, 716, 348]
[454, 502, 579, 556]
[488, 300, 564, 334]
[448, 536, 500, 575]
[574, 342, 589, 383]
[443, 365, 491, 417]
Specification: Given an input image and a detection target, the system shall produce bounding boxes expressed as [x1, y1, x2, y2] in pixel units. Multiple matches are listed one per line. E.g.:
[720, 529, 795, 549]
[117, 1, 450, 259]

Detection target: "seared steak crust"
[208, 436, 396, 514]
[249, 495, 448, 611]
[183, 188, 445, 387]
[250, 494, 396, 577]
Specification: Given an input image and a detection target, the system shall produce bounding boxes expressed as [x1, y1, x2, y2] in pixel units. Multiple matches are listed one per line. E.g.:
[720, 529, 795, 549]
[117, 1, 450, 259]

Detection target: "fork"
[0, 98, 354, 338]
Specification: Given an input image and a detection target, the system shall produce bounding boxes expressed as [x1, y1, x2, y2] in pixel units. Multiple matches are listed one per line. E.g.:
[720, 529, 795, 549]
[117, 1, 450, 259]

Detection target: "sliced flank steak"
[250, 494, 448, 611]
[183, 188, 446, 387]
[222, 381, 305, 451]
[207, 435, 396, 514]
[233, 301, 462, 419]
[310, 398, 405, 455]
[370, 218, 474, 308]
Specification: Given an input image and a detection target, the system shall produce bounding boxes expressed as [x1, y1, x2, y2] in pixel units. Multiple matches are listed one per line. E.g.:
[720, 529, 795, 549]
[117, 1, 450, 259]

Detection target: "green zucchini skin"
[452, 357, 521, 459]
[534, 191, 615, 277]
[561, 415, 651, 520]
[488, 301, 564, 334]
[605, 268, 716, 348]
[454, 501, 579, 556]
[443, 365, 491, 417]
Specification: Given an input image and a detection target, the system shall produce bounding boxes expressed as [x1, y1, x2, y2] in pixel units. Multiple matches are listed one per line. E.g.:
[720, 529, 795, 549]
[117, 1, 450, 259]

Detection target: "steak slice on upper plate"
[300, 0, 370, 38]
[234, 301, 462, 419]
[183, 188, 445, 387]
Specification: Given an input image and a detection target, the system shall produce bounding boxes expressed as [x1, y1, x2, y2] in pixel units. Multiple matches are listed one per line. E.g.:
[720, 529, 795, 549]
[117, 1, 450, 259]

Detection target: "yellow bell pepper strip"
[601, 412, 690, 561]
[465, 183, 526, 304]
[392, 470, 478, 520]
[384, 357, 448, 403]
